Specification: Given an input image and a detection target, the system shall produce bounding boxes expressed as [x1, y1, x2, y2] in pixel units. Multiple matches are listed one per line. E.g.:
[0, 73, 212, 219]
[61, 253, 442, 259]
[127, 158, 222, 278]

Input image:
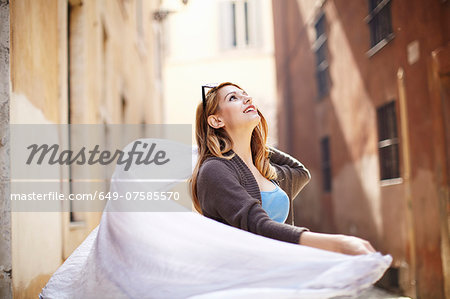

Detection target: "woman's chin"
[249, 115, 261, 127]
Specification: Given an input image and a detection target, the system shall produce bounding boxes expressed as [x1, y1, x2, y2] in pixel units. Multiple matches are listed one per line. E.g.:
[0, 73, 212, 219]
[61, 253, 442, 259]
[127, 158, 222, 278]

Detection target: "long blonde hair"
[189, 82, 277, 213]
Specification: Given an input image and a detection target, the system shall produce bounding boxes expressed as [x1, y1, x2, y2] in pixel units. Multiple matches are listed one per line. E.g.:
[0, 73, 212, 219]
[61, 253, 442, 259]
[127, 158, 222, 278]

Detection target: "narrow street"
[358, 287, 411, 299]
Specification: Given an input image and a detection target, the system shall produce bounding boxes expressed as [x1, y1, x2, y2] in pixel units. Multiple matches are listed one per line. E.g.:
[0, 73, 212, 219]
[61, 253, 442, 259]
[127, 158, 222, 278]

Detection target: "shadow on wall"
[331, 0, 447, 297]
[274, 0, 411, 292]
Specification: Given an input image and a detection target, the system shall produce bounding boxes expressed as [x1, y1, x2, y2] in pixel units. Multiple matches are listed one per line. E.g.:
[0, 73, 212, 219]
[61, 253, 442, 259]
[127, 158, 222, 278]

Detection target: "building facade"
[1, 0, 163, 297]
[162, 0, 279, 144]
[272, 0, 449, 298]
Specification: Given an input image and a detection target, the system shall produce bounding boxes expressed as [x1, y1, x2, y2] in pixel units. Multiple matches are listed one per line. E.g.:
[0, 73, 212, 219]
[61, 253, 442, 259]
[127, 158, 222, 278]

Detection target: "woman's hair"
[189, 82, 277, 213]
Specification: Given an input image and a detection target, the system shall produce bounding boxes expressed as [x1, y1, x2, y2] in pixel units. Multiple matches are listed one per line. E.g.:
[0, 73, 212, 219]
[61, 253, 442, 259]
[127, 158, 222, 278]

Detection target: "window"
[320, 136, 332, 192]
[121, 93, 128, 123]
[220, 0, 260, 50]
[68, 1, 84, 223]
[313, 13, 329, 99]
[377, 101, 400, 180]
[231, 2, 237, 47]
[366, 0, 394, 50]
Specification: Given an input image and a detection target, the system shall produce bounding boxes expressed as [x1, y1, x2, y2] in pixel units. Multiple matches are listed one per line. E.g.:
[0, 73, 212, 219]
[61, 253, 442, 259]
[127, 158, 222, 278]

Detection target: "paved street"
[356, 287, 411, 299]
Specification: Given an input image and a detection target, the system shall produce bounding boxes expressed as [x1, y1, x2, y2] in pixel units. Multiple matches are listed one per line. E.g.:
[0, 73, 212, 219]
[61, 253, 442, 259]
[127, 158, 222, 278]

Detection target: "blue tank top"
[260, 181, 290, 223]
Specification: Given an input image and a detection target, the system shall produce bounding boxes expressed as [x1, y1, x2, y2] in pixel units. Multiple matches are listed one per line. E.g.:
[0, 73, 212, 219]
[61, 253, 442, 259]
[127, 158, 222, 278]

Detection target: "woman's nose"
[243, 95, 252, 104]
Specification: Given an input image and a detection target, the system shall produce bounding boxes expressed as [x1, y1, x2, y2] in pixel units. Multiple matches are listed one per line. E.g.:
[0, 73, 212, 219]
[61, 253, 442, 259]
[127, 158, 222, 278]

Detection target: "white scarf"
[40, 138, 392, 299]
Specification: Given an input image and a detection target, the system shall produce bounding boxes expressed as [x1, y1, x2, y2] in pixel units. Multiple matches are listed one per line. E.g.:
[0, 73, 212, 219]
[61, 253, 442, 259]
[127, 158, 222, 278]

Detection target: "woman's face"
[209, 85, 260, 132]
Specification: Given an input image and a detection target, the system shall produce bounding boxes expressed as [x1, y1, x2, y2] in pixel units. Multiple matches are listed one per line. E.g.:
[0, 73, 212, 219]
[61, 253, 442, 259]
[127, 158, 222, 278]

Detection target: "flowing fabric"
[40, 139, 392, 299]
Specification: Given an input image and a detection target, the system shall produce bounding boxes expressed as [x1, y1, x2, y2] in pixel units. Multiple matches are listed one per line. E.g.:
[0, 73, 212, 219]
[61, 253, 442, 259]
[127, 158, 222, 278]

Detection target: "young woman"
[191, 82, 375, 255]
[41, 82, 390, 298]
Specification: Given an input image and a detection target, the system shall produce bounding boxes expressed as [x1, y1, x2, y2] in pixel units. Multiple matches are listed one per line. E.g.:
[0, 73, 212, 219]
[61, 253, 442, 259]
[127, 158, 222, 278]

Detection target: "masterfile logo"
[26, 141, 170, 171]
[7, 124, 193, 212]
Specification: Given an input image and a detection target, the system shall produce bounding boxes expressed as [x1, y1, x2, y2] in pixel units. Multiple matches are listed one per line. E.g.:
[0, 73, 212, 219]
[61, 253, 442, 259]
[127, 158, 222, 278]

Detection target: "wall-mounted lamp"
[153, 0, 188, 21]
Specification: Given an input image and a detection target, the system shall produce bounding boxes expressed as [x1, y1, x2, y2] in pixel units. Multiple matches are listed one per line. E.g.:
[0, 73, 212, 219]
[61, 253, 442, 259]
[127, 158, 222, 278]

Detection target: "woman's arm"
[268, 146, 311, 199]
[299, 231, 376, 255]
[197, 158, 309, 244]
[268, 147, 375, 255]
[197, 157, 375, 255]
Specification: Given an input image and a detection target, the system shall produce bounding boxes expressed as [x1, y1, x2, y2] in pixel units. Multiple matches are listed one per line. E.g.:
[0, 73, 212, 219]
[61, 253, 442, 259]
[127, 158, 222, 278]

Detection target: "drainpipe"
[397, 67, 417, 298]
[282, 1, 292, 153]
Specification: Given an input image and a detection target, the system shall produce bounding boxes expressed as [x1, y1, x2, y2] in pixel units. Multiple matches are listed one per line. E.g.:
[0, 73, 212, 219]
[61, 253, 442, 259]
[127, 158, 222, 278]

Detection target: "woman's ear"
[207, 114, 225, 129]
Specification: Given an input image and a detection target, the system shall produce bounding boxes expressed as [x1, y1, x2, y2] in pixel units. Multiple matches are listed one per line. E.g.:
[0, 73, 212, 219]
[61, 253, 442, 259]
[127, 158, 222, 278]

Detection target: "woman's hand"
[299, 232, 376, 255]
[332, 234, 376, 255]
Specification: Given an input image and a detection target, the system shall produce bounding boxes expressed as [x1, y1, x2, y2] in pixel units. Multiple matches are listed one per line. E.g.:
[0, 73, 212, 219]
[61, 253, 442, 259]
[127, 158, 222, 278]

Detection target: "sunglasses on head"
[202, 83, 219, 109]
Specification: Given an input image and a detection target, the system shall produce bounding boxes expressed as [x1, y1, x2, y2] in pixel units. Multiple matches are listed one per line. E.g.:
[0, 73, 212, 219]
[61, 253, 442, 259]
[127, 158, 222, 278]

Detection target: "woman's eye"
[229, 96, 237, 101]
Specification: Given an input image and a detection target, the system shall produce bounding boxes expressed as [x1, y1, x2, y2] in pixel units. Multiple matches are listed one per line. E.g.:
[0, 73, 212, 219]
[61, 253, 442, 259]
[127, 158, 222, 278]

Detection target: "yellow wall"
[10, 1, 65, 297]
[9, 0, 161, 297]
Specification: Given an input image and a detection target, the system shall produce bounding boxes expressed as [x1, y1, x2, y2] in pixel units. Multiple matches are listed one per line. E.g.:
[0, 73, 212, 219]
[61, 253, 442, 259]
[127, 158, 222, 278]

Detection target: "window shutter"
[219, 1, 233, 50]
[248, 0, 262, 47]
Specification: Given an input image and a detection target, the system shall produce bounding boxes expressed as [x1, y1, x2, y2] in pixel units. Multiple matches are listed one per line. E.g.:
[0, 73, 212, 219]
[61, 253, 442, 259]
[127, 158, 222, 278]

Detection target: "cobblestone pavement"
[355, 287, 411, 298]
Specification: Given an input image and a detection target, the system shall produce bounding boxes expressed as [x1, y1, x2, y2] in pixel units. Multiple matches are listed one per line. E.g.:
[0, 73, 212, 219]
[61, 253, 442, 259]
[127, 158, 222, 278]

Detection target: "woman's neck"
[229, 129, 254, 167]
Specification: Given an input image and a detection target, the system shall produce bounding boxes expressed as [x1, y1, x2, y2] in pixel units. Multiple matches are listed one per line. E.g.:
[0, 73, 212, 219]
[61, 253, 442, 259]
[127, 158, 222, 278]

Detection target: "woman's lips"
[244, 105, 256, 113]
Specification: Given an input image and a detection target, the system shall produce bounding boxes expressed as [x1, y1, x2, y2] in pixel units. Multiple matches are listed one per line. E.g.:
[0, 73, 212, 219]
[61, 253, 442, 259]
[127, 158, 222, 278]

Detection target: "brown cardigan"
[196, 147, 311, 244]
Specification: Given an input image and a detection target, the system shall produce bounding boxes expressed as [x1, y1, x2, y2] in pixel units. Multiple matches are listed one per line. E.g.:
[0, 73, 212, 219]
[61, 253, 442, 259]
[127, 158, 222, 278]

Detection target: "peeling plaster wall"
[9, 1, 64, 298]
